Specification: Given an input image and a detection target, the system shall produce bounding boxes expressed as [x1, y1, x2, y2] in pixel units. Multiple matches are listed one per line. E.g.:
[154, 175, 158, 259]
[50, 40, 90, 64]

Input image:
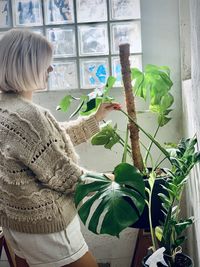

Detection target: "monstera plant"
[58, 44, 200, 266]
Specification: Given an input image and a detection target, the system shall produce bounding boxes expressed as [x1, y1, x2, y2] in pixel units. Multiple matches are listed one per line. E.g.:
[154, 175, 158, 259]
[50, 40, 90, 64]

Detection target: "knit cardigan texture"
[0, 93, 100, 234]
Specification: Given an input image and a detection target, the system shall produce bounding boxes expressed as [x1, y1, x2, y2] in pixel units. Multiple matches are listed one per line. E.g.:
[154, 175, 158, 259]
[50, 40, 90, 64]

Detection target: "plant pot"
[142, 253, 193, 267]
[126, 176, 168, 229]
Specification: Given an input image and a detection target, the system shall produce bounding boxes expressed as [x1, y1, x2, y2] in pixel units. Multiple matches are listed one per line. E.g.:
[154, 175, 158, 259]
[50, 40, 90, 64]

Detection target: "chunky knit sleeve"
[59, 115, 100, 146]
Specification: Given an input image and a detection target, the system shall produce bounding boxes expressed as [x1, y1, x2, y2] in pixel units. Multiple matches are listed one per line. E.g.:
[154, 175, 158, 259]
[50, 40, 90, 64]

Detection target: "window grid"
[0, 0, 142, 90]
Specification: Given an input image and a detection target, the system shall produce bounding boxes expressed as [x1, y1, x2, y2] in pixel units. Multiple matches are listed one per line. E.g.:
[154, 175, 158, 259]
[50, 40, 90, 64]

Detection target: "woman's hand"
[94, 103, 122, 122]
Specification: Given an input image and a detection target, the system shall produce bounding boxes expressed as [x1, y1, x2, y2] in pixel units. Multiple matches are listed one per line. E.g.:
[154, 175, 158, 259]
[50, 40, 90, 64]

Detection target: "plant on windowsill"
[57, 44, 200, 267]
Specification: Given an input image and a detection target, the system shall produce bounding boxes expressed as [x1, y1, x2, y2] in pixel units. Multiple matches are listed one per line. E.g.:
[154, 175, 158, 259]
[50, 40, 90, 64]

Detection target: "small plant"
[57, 44, 200, 266]
[144, 137, 200, 266]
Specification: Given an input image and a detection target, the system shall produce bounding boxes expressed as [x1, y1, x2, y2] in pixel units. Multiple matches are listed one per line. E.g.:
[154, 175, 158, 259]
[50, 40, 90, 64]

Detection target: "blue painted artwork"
[88, 65, 96, 73]
[80, 59, 109, 89]
[88, 64, 107, 85]
[96, 65, 106, 83]
[0, 0, 10, 27]
[112, 56, 142, 87]
[45, 0, 74, 24]
[15, 0, 42, 26]
[115, 63, 122, 82]
[89, 76, 96, 85]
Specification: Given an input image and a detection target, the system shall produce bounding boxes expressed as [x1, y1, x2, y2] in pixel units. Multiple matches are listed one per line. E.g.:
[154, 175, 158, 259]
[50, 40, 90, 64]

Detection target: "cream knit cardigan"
[0, 93, 100, 234]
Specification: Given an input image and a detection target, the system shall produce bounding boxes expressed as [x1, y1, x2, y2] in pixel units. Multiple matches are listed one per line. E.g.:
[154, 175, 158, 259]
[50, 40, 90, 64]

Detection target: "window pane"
[78, 24, 109, 56]
[1, 0, 142, 91]
[46, 27, 76, 57]
[31, 28, 43, 34]
[48, 61, 78, 90]
[111, 21, 142, 54]
[44, 0, 74, 25]
[80, 58, 109, 89]
[13, 0, 43, 27]
[77, 0, 107, 23]
[0, 0, 10, 27]
[110, 0, 140, 20]
[111, 55, 142, 87]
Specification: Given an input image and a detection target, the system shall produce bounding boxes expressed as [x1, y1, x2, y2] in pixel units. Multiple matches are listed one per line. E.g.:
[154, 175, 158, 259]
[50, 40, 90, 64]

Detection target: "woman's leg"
[15, 251, 98, 267]
[62, 251, 98, 267]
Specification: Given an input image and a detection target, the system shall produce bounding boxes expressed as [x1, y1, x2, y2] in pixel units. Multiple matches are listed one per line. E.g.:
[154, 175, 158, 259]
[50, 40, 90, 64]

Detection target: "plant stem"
[144, 125, 160, 166]
[118, 135, 131, 150]
[155, 156, 167, 170]
[118, 139, 131, 152]
[148, 185, 157, 251]
[162, 199, 174, 256]
[120, 109, 171, 162]
[140, 141, 154, 171]
[122, 125, 129, 163]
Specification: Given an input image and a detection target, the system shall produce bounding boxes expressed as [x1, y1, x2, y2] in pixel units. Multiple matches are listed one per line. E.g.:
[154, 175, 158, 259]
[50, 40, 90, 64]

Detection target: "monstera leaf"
[74, 163, 145, 237]
[91, 122, 120, 149]
[131, 64, 174, 126]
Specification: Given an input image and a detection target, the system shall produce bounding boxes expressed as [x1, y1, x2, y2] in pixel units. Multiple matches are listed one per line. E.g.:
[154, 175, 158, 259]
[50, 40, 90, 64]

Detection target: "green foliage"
[74, 163, 145, 237]
[155, 226, 163, 242]
[57, 65, 199, 262]
[57, 95, 73, 112]
[102, 76, 116, 101]
[131, 64, 174, 126]
[91, 122, 120, 149]
[57, 76, 116, 118]
[156, 137, 200, 255]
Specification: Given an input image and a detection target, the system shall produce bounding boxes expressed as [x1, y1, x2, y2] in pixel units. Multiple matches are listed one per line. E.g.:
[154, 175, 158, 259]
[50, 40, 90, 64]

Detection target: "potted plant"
[57, 44, 200, 266]
[141, 135, 200, 267]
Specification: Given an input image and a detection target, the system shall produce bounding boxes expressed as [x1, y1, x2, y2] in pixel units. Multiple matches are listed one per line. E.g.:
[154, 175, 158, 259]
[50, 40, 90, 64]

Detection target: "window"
[0, 0, 142, 90]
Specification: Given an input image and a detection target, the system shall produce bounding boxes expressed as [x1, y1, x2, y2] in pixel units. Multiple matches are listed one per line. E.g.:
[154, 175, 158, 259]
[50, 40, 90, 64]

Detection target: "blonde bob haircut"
[0, 29, 53, 92]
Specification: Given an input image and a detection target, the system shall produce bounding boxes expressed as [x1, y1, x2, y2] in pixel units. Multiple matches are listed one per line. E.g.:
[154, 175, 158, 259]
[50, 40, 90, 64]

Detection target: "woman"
[0, 29, 120, 267]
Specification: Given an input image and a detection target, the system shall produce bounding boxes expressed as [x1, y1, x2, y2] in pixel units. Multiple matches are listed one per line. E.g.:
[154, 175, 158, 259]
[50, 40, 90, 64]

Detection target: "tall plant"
[57, 44, 200, 266]
[57, 44, 175, 237]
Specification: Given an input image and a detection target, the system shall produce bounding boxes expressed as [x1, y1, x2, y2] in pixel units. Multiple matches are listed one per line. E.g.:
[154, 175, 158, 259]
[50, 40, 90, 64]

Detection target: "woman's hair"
[0, 29, 53, 92]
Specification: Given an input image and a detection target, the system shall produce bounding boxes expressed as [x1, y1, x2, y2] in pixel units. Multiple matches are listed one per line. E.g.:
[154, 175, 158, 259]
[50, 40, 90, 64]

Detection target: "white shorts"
[2, 216, 88, 267]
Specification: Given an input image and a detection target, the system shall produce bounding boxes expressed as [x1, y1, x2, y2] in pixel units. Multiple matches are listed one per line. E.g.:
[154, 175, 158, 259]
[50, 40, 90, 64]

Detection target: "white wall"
[180, 0, 200, 266]
[179, 0, 191, 80]
[182, 80, 200, 267]
[31, 1, 182, 266]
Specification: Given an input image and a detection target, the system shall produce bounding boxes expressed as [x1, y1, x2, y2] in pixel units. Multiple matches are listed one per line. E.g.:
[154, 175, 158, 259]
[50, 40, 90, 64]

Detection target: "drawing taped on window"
[78, 24, 109, 56]
[111, 21, 142, 54]
[0, 0, 10, 27]
[112, 55, 142, 87]
[13, 0, 43, 26]
[44, 0, 74, 25]
[80, 58, 109, 89]
[47, 27, 76, 57]
[0, 0, 142, 90]
[48, 61, 78, 90]
[77, 0, 107, 23]
[110, 0, 140, 20]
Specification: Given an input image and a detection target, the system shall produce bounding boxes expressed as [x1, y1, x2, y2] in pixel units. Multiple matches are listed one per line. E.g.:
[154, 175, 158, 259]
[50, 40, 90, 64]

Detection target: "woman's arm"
[60, 103, 121, 146]
[59, 115, 99, 146]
